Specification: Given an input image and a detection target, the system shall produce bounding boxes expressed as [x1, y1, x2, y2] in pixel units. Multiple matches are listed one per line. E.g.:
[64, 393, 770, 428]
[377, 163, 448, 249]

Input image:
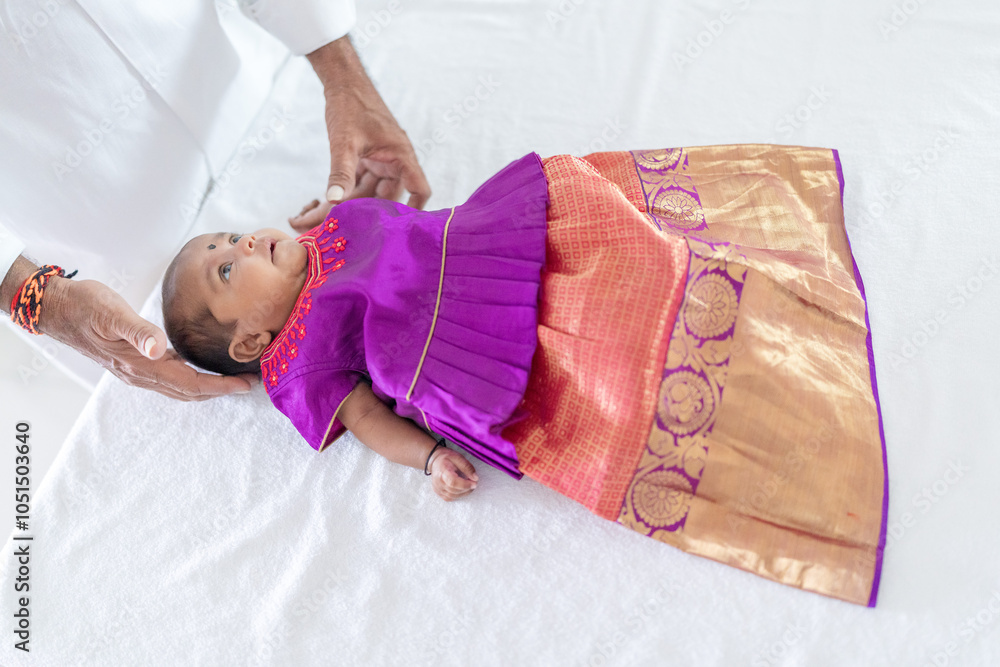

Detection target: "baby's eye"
[220, 263, 232, 281]
[230, 234, 242, 244]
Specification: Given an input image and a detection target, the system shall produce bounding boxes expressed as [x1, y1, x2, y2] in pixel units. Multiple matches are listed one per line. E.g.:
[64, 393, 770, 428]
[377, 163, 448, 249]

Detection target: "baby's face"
[176, 228, 308, 335]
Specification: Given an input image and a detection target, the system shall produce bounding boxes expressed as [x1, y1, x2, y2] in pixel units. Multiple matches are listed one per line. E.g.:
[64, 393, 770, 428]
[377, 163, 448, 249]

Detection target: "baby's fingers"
[452, 455, 478, 483]
[439, 461, 476, 497]
[442, 466, 474, 492]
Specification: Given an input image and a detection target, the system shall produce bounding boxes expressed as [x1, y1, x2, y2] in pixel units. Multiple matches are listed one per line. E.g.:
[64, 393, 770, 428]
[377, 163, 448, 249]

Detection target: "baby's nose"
[243, 235, 256, 254]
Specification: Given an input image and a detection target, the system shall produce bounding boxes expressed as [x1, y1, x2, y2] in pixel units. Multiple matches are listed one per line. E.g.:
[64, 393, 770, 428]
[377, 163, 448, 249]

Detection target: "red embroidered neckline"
[261, 216, 348, 390]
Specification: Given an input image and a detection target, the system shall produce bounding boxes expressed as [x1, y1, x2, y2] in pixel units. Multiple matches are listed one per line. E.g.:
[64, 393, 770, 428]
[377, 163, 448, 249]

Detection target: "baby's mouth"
[268, 239, 276, 261]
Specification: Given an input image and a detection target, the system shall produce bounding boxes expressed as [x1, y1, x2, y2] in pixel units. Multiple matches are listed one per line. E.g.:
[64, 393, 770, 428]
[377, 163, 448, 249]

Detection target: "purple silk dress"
[260, 153, 549, 478]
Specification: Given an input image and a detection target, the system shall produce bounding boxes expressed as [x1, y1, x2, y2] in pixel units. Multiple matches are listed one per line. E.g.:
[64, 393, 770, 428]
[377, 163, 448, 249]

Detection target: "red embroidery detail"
[260, 213, 349, 389]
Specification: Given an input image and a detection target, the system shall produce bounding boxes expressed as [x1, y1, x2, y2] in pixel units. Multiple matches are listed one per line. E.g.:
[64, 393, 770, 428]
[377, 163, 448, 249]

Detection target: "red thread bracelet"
[9, 265, 77, 335]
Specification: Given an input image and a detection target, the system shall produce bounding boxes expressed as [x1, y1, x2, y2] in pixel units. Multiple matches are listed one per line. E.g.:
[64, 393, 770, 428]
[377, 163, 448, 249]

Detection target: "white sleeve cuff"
[237, 0, 357, 56]
[0, 221, 26, 287]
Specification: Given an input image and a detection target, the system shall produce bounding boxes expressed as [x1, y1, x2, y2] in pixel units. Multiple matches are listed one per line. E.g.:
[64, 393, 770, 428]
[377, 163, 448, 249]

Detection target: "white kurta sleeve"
[0, 220, 26, 286]
[237, 0, 357, 56]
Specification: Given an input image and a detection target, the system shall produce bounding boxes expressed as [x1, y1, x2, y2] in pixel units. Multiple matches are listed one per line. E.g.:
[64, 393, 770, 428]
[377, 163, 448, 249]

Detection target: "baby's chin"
[275, 238, 308, 274]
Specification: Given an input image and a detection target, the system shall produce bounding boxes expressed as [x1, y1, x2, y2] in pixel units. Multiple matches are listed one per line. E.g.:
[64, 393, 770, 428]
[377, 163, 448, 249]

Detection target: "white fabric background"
[2, 0, 999, 665]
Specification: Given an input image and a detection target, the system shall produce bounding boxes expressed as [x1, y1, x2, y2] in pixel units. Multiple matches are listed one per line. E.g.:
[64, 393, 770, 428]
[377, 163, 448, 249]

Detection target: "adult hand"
[0, 257, 254, 401]
[288, 198, 334, 234]
[306, 36, 431, 210]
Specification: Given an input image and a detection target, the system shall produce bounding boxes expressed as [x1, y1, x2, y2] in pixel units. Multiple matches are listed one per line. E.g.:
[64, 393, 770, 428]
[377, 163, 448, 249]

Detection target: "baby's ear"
[229, 331, 272, 364]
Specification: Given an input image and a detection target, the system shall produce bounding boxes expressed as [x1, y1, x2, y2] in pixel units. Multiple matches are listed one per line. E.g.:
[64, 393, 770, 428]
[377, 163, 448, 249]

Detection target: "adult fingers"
[107, 301, 168, 360]
[401, 155, 431, 210]
[359, 154, 429, 208]
[153, 357, 254, 400]
[349, 170, 380, 200]
[289, 204, 331, 233]
[375, 176, 403, 201]
[326, 141, 361, 203]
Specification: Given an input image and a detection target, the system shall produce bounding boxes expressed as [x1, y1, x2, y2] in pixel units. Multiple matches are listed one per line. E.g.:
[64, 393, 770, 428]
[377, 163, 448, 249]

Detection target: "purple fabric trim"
[833, 149, 889, 608]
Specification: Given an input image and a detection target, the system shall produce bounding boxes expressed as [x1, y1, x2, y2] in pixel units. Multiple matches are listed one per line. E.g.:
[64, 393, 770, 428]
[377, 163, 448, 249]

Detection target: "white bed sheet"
[3, 1, 1000, 665]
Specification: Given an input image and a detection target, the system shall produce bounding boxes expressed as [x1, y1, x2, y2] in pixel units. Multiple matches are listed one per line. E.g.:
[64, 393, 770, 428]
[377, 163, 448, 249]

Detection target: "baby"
[162, 147, 889, 606]
[162, 219, 482, 502]
[162, 152, 556, 502]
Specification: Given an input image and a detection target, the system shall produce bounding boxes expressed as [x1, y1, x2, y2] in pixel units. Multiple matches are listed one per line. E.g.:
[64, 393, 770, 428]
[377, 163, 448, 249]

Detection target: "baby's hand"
[429, 448, 478, 502]
[288, 199, 336, 233]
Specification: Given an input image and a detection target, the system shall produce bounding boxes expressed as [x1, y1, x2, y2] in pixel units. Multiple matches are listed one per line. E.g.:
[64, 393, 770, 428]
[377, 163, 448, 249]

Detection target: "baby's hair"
[161, 248, 261, 377]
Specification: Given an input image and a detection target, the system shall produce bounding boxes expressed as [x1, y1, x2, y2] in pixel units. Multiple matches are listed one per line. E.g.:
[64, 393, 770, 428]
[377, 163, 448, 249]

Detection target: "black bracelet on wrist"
[423, 438, 447, 476]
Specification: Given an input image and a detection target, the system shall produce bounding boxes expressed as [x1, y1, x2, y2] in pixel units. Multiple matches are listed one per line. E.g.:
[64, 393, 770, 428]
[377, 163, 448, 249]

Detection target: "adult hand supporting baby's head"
[39, 276, 254, 401]
[306, 36, 431, 211]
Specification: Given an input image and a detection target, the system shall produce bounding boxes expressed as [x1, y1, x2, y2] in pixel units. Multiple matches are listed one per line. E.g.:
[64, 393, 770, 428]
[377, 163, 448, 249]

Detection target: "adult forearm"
[0, 255, 39, 316]
[304, 32, 432, 209]
[305, 35, 373, 98]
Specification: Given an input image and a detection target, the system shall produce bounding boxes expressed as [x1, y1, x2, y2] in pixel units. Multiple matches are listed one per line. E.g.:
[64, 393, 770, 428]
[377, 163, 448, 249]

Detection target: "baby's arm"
[338, 382, 478, 501]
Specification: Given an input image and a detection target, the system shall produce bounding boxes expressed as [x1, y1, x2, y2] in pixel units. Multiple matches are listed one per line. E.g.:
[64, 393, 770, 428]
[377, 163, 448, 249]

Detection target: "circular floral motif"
[658, 371, 714, 436]
[652, 189, 705, 229]
[632, 469, 693, 527]
[633, 148, 682, 170]
[684, 273, 739, 338]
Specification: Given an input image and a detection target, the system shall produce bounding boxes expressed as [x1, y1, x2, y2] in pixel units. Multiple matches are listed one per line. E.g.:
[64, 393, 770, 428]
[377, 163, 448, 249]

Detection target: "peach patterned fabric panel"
[581, 151, 650, 218]
[506, 154, 690, 520]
